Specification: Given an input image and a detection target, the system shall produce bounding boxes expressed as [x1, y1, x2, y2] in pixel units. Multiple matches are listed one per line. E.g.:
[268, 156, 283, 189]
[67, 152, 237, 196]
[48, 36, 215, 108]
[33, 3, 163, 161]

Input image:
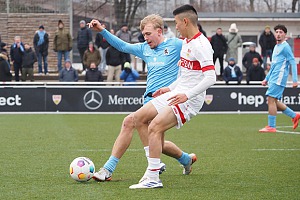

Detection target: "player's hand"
[261, 79, 267, 86]
[292, 82, 298, 88]
[87, 19, 104, 32]
[167, 93, 188, 106]
[152, 87, 170, 98]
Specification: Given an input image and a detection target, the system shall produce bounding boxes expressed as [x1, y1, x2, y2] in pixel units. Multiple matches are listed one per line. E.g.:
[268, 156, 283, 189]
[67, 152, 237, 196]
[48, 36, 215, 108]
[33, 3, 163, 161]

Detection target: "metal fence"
[0, 0, 70, 13]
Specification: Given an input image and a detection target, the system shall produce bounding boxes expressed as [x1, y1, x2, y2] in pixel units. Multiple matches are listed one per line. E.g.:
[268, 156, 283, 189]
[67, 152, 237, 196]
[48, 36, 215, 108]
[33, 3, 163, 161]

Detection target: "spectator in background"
[163, 24, 175, 39]
[21, 43, 37, 82]
[83, 41, 101, 70]
[53, 20, 72, 72]
[59, 59, 78, 82]
[246, 57, 265, 84]
[210, 28, 228, 79]
[120, 62, 139, 85]
[242, 43, 263, 73]
[223, 57, 243, 85]
[77, 20, 93, 74]
[116, 24, 131, 65]
[10, 36, 24, 82]
[197, 22, 207, 37]
[259, 25, 276, 70]
[0, 51, 12, 82]
[95, 23, 109, 73]
[0, 34, 5, 52]
[0, 42, 10, 63]
[33, 25, 49, 75]
[225, 23, 242, 62]
[85, 62, 103, 82]
[137, 31, 146, 73]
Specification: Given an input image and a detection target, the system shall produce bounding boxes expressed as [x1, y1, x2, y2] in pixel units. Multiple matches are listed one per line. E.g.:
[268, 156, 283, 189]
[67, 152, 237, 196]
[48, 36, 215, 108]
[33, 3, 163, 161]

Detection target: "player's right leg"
[93, 113, 136, 182]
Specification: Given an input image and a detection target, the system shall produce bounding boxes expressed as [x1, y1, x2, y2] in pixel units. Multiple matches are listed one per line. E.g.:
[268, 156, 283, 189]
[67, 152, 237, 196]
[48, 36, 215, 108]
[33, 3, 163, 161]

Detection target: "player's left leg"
[130, 107, 177, 189]
[259, 96, 277, 133]
[276, 100, 300, 129]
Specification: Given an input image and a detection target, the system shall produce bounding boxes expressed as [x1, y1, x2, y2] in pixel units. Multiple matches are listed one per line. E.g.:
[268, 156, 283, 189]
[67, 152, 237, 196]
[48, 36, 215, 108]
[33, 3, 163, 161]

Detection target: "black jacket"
[259, 31, 276, 56]
[246, 65, 265, 83]
[223, 65, 243, 82]
[0, 54, 12, 81]
[106, 46, 124, 66]
[33, 31, 49, 56]
[242, 51, 263, 72]
[85, 69, 103, 82]
[10, 42, 24, 64]
[77, 27, 92, 49]
[22, 48, 37, 68]
[95, 33, 109, 49]
[210, 34, 228, 55]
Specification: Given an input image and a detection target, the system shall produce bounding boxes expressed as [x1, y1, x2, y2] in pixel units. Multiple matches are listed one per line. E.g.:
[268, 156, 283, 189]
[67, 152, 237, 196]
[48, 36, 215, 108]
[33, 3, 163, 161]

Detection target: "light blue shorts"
[266, 83, 285, 100]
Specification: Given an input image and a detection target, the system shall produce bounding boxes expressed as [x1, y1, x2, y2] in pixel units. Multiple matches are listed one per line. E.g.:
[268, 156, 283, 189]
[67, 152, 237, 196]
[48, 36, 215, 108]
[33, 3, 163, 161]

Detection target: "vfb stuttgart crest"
[52, 95, 62, 105]
[205, 95, 213, 105]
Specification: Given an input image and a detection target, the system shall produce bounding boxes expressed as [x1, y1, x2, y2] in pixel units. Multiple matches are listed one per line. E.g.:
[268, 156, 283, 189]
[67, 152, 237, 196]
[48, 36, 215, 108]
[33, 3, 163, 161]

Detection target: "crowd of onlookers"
[0, 20, 279, 84]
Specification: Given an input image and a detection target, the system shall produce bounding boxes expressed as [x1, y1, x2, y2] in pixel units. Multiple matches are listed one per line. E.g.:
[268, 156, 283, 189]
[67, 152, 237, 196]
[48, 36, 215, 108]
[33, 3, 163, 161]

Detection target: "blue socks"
[177, 152, 190, 166]
[282, 107, 296, 119]
[103, 155, 119, 173]
[268, 115, 276, 128]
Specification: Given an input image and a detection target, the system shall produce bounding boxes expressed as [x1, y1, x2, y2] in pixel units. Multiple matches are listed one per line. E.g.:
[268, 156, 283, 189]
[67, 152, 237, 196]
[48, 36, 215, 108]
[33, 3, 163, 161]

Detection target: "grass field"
[0, 114, 299, 200]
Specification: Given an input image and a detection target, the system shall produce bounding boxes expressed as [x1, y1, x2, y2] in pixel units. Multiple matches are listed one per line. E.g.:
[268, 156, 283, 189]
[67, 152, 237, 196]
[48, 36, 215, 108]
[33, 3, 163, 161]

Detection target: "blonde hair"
[140, 14, 163, 31]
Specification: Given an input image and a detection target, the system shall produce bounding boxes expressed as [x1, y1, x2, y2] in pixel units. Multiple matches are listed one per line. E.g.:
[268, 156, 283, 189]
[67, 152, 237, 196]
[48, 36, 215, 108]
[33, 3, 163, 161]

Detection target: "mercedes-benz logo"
[83, 90, 103, 110]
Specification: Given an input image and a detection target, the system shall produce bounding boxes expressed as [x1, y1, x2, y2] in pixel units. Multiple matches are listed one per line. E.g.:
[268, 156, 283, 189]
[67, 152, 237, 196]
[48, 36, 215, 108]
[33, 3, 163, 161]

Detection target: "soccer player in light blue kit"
[89, 15, 197, 181]
[259, 24, 299, 133]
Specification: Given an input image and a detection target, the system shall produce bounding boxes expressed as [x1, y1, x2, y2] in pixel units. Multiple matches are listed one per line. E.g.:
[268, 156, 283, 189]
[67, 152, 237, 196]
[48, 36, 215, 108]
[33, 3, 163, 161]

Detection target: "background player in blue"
[89, 15, 197, 182]
[259, 24, 299, 133]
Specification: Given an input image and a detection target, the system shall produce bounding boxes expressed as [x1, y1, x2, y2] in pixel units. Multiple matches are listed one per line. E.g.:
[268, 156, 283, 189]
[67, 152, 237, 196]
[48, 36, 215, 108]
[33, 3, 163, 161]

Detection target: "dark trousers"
[78, 47, 87, 70]
[213, 53, 224, 75]
[21, 68, 34, 81]
[13, 62, 22, 81]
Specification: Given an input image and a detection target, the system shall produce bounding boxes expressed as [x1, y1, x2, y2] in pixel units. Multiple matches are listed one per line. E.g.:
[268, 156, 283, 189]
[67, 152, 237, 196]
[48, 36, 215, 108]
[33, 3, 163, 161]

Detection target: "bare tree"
[249, 0, 255, 12]
[114, 0, 144, 28]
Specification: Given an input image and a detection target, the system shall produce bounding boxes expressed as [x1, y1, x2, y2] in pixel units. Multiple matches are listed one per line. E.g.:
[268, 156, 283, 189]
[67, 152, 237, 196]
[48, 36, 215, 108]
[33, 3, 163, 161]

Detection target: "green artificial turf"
[0, 114, 299, 200]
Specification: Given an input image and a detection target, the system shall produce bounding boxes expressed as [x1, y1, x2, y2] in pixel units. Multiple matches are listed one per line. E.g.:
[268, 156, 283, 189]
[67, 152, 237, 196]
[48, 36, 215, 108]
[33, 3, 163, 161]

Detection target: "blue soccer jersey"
[101, 29, 182, 104]
[266, 41, 298, 87]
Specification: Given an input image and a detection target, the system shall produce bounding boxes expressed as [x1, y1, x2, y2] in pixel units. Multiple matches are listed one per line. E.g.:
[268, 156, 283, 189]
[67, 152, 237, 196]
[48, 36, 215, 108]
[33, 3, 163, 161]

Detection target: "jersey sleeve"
[100, 29, 145, 60]
[285, 45, 298, 83]
[193, 38, 215, 71]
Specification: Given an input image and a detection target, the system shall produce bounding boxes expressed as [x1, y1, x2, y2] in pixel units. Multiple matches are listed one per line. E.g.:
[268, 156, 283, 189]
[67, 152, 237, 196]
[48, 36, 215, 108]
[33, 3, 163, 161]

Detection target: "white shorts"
[150, 91, 205, 129]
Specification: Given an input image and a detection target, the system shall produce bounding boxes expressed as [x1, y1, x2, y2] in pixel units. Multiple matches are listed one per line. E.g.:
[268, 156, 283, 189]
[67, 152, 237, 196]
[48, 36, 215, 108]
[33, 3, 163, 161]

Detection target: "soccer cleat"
[92, 168, 112, 182]
[182, 153, 197, 175]
[292, 113, 300, 130]
[259, 126, 277, 133]
[129, 177, 163, 189]
[139, 162, 166, 183]
[159, 162, 166, 174]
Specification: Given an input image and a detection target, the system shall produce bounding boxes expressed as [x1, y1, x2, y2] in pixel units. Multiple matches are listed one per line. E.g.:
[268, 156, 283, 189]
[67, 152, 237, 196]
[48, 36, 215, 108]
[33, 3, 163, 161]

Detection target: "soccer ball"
[69, 157, 95, 182]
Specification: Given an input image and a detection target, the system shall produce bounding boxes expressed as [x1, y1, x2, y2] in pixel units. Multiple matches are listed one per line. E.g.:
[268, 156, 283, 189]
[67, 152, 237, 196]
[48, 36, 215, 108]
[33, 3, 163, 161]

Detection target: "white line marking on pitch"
[252, 149, 300, 151]
[276, 130, 300, 135]
[76, 149, 143, 152]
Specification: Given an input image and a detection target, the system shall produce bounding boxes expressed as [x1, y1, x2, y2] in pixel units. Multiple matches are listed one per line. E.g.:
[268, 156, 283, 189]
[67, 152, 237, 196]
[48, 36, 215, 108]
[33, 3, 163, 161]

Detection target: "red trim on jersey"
[202, 65, 215, 72]
[175, 104, 186, 125]
[186, 32, 201, 43]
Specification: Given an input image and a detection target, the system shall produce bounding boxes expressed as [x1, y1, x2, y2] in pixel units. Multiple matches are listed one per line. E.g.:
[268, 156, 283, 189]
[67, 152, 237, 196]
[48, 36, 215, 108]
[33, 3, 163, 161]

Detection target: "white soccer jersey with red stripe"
[172, 32, 214, 96]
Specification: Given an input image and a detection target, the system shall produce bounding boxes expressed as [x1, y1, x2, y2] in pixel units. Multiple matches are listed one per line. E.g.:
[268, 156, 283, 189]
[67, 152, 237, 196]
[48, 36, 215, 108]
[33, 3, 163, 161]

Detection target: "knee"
[122, 114, 135, 131]
[148, 120, 160, 136]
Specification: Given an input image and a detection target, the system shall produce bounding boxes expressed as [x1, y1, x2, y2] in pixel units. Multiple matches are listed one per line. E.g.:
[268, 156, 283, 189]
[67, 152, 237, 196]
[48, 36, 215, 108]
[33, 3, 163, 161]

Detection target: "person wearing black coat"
[0, 52, 12, 82]
[242, 43, 263, 73]
[77, 20, 93, 71]
[85, 62, 103, 82]
[10, 36, 24, 81]
[95, 23, 110, 73]
[106, 45, 124, 84]
[246, 58, 265, 84]
[210, 28, 228, 78]
[223, 57, 243, 85]
[138, 31, 146, 73]
[259, 25, 276, 69]
[21, 44, 37, 82]
[33, 25, 49, 75]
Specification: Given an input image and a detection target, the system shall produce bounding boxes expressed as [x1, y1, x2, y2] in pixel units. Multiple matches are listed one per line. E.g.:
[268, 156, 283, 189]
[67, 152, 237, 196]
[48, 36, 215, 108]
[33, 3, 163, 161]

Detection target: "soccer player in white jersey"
[88, 15, 197, 182]
[129, 5, 216, 189]
[259, 24, 299, 133]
